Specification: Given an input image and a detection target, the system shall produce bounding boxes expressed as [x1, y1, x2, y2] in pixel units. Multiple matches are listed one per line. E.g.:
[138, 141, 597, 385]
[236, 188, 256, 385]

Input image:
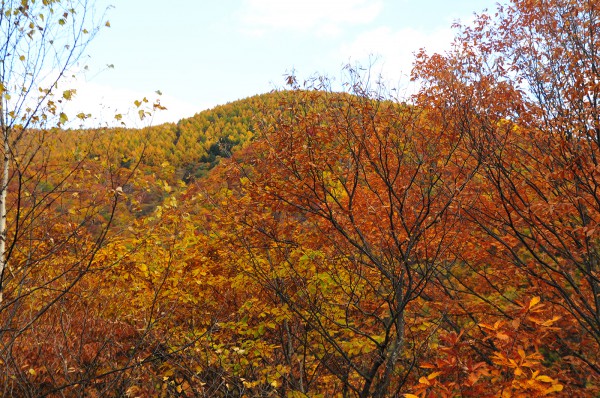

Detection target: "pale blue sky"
[72, 0, 495, 125]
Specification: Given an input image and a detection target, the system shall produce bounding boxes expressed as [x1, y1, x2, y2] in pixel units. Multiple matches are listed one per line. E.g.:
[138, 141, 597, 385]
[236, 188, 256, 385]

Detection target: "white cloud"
[337, 25, 454, 92]
[239, 0, 383, 36]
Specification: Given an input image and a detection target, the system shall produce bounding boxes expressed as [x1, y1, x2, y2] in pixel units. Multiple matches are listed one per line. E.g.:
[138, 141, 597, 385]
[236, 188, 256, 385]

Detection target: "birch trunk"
[0, 103, 7, 305]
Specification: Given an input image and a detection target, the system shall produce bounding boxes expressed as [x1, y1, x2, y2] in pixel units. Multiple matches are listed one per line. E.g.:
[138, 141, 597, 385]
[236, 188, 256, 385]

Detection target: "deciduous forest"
[1, 0, 599, 396]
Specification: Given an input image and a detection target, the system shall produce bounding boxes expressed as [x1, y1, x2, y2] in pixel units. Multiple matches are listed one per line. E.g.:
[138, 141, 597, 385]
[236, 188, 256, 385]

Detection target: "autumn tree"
[0, 1, 130, 395]
[411, 0, 600, 392]
[207, 70, 480, 397]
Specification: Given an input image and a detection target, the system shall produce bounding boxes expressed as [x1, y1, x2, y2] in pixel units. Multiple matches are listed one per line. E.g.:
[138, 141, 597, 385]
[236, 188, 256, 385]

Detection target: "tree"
[0, 0, 103, 300]
[0, 1, 122, 395]
[412, 0, 600, 390]
[212, 71, 479, 397]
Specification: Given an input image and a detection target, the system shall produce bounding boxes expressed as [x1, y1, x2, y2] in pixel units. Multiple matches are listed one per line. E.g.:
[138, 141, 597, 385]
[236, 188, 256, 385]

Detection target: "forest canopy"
[0, 0, 599, 396]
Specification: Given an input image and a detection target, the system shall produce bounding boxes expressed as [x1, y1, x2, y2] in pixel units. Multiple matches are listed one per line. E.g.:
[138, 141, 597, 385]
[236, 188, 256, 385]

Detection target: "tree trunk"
[0, 107, 8, 304]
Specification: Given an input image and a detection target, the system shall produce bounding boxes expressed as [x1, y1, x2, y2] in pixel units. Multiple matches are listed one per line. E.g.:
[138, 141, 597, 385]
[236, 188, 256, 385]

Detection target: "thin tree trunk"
[0, 111, 8, 304]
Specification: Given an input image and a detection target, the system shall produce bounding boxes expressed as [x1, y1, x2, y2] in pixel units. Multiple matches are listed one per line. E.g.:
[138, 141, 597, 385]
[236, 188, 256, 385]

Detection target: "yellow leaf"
[529, 296, 541, 309]
[427, 371, 443, 380]
[404, 395, 420, 398]
[62, 89, 76, 100]
[542, 316, 561, 327]
[543, 384, 563, 395]
[535, 375, 554, 383]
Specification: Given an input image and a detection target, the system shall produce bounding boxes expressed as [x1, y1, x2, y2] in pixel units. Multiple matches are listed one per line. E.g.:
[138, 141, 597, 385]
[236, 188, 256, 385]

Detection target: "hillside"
[48, 90, 359, 217]
[86, 92, 276, 181]
[2, 82, 598, 395]
[37, 92, 286, 218]
[8, 25, 600, 398]
[5, 0, 600, 396]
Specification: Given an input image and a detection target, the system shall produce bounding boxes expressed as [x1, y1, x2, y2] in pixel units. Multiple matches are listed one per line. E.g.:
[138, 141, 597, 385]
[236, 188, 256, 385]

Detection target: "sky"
[68, 0, 495, 127]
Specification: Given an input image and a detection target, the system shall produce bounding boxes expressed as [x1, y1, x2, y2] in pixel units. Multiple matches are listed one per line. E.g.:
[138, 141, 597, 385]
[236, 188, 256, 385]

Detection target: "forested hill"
[39, 90, 362, 222]
[6, 0, 600, 395]
[85, 91, 284, 184]
[6, 85, 600, 397]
